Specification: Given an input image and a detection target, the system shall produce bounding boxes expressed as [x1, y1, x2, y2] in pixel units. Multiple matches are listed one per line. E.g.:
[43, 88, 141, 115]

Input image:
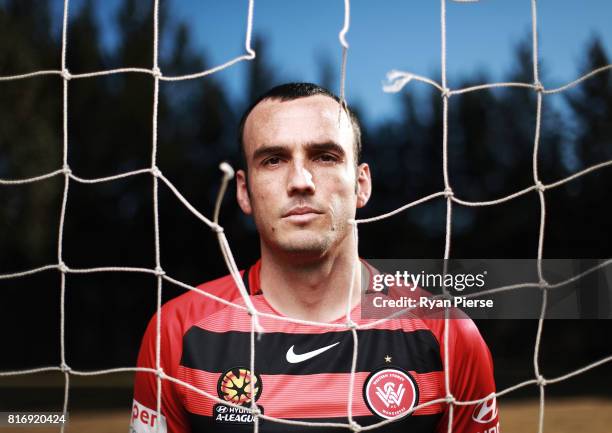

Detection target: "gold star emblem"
[384, 355, 392, 363]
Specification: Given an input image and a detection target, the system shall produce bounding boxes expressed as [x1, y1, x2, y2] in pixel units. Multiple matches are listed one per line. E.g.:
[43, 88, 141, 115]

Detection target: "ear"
[236, 169, 253, 215]
[356, 163, 372, 208]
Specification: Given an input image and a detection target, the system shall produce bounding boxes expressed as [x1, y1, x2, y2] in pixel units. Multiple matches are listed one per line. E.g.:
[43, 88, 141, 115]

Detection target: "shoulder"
[421, 316, 492, 364]
[158, 271, 246, 333]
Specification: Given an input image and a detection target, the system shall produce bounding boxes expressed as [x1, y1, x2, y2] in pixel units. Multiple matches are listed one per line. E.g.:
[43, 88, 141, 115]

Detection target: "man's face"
[236, 95, 371, 259]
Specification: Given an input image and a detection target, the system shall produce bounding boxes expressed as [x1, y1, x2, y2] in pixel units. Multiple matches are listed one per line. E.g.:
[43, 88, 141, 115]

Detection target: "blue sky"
[67, 0, 612, 126]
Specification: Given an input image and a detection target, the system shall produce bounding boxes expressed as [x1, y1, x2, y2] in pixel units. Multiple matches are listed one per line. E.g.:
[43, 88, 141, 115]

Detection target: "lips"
[282, 206, 323, 224]
[283, 206, 322, 217]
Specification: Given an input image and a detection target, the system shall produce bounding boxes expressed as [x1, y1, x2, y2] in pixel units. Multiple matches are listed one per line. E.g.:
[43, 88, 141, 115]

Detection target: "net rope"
[0, 0, 611, 432]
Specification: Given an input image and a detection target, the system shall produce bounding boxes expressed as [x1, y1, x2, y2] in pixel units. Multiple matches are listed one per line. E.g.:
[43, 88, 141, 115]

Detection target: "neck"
[259, 238, 365, 323]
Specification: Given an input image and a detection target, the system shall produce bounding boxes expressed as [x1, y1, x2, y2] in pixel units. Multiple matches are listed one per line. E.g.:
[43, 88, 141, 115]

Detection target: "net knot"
[152, 67, 162, 78]
[61, 69, 72, 81]
[349, 420, 362, 432]
[58, 262, 69, 274]
[60, 363, 71, 373]
[440, 291, 454, 301]
[533, 81, 545, 93]
[346, 319, 358, 330]
[250, 407, 261, 416]
[445, 394, 456, 404]
[538, 278, 549, 289]
[156, 368, 165, 379]
[219, 162, 235, 180]
[211, 223, 224, 234]
[62, 165, 72, 176]
[535, 181, 546, 192]
[151, 166, 162, 178]
[441, 87, 451, 99]
[154, 266, 165, 277]
[536, 374, 547, 386]
[444, 187, 454, 198]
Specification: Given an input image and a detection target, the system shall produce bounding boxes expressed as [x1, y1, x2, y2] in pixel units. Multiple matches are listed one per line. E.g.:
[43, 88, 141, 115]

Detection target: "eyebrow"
[251, 141, 346, 162]
[306, 141, 346, 157]
[252, 145, 289, 162]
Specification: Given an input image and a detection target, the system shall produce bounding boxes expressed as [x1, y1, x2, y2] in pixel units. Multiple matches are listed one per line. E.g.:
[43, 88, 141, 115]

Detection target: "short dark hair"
[238, 82, 362, 169]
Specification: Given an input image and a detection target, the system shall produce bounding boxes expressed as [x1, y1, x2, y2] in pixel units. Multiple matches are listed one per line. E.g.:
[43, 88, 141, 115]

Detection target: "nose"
[287, 161, 315, 196]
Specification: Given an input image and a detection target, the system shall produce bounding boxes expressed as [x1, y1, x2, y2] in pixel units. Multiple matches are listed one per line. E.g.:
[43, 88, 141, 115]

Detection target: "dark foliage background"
[1, 0, 611, 409]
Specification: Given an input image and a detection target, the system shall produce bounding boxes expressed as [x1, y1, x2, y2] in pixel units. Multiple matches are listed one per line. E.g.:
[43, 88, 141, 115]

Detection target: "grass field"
[2, 398, 610, 433]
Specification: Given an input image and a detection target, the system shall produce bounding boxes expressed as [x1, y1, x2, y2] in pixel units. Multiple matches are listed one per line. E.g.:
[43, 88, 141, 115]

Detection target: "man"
[131, 83, 499, 433]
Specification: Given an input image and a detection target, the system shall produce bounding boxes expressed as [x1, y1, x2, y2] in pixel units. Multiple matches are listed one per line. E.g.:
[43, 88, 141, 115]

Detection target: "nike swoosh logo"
[286, 342, 340, 364]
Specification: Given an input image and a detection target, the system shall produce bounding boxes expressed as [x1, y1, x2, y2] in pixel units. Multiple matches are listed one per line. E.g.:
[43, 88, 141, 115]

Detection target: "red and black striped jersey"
[131, 260, 499, 433]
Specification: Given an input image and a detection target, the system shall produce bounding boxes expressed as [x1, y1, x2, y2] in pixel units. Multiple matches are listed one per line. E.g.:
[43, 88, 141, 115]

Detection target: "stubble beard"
[261, 216, 351, 261]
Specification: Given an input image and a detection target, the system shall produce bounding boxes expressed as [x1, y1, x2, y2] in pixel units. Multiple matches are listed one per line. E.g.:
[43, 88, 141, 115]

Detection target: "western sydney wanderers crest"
[363, 367, 419, 420]
[214, 367, 263, 424]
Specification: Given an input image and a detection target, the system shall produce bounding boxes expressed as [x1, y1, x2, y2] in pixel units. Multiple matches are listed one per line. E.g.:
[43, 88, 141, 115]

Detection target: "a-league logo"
[217, 366, 262, 405]
[214, 366, 264, 425]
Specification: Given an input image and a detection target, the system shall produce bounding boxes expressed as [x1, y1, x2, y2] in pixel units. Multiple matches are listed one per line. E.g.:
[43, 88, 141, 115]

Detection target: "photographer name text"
[372, 296, 493, 309]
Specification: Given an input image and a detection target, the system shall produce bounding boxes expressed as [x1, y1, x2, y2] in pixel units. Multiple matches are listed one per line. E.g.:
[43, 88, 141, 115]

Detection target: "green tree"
[566, 37, 612, 171]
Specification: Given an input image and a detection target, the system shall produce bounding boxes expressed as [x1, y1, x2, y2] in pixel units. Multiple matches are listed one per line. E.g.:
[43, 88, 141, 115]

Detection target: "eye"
[315, 153, 339, 163]
[262, 156, 283, 166]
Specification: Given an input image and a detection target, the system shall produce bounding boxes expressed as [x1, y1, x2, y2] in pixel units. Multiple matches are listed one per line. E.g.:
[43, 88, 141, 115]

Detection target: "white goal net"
[1, 1, 611, 432]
